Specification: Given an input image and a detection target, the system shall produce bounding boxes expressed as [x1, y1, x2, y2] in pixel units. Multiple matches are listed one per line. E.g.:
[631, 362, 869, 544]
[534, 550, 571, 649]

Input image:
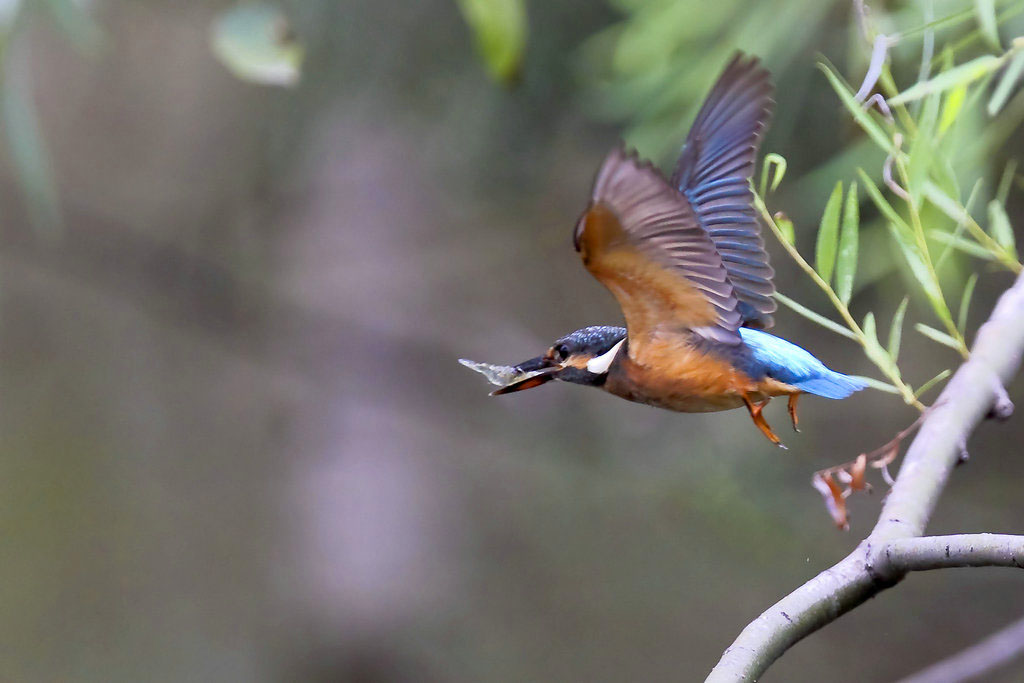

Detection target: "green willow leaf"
[815, 182, 843, 283]
[773, 292, 857, 340]
[940, 83, 967, 133]
[958, 273, 978, 334]
[857, 376, 901, 394]
[929, 230, 997, 260]
[818, 62, 896, 153]
[975, 0, 1001, 50]
[835, 181, 859, 305]
[774, 212, 796, 246]
[456, 0, 527, 84]
[988, 200, 1017, 256]
[915, 323, 961, 350]
[888, 297, 910, 362]
[889, 55, 1001, 105]
[988, 51, 1024, 115]
[914, 368, 952, 398]
[862, 312, 896, 375]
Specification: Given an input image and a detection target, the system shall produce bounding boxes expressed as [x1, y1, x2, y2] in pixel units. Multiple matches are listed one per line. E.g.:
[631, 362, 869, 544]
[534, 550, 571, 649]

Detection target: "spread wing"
[574, 146, 743, 348]
[671, 53, 776, 329]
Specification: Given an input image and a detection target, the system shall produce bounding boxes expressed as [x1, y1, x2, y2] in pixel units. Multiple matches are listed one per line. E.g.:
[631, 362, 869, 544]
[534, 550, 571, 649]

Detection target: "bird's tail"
[792, 371, 868, 400]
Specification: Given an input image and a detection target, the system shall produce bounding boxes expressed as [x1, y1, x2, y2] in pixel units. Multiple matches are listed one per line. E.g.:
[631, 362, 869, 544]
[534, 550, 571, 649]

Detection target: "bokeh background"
[1, 0, 1023, 681]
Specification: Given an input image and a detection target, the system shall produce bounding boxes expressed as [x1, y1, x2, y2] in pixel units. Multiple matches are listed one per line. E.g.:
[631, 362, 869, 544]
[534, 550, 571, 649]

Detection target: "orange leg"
[742, 394, 787, 449]
[787, 393, 801, 433]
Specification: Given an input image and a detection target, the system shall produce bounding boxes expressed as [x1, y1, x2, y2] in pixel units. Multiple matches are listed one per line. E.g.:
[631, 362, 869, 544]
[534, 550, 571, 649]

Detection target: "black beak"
[490, 356, 560, 395]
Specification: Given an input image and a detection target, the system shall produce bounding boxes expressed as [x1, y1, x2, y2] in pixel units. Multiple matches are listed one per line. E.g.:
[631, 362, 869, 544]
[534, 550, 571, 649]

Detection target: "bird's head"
[492, 325, 627, 395]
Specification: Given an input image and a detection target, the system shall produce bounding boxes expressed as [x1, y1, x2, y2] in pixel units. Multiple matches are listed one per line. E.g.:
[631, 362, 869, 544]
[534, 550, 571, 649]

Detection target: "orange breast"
[604, 334, 792, 413]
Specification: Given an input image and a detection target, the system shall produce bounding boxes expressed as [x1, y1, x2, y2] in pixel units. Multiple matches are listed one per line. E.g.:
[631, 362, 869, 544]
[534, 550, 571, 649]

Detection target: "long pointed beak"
[490, 356, 560, 395]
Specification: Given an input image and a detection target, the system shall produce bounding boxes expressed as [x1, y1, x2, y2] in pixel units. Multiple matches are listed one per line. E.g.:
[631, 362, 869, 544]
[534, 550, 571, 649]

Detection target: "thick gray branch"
[885, 534, 1024, 572]
[707, 270, 1024, 683]
[895, 614, 1024, 683]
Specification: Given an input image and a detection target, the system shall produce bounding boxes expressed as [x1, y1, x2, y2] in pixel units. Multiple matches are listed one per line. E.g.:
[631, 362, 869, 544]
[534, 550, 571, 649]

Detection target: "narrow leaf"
[929, 230, 997, 260]
[940, 83, 967, 133]
[975, 0, 1001, 50]
[914, 368, 952, 398]
[888, 297, 910, 362]
[924, 180, 972, 225]
[774, 212, 795, 246]
[988, 51, 1024, 115]
[889, 55, 1001, 105]
[987, 199, 1017, 256]
[455, 0, 527, 85]
[818, 61, 895, 153]
[915, 323, 961, 350]
[858, 169, 912, 235]
[773, 292, 857, 340]
[862, 312, 896, 374]
[958, 273, 978, 334]
[836, 181, 859, 305]
[816, 182, 843, 283]
[856, 376, 901, 394]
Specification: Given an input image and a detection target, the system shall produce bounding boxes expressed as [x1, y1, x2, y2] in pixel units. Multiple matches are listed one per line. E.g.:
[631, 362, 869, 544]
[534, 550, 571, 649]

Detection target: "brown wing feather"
[574, 146, 742, 351]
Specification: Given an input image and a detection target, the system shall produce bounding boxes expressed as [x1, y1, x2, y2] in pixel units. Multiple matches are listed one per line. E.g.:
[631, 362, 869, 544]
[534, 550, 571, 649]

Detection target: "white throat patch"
[586, 339, 624, 375]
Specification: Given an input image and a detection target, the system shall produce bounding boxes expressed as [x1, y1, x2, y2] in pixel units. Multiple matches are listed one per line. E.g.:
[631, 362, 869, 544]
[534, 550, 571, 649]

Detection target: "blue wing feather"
[737, 328, 866, 399]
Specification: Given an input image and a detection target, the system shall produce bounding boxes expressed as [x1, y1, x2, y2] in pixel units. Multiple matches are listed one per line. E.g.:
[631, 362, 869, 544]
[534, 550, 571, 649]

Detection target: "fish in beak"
[458, 355, 562, 395]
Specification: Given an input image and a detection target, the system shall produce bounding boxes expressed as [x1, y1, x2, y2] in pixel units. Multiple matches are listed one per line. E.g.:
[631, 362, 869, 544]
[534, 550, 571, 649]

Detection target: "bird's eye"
[555, 344, 570, 361]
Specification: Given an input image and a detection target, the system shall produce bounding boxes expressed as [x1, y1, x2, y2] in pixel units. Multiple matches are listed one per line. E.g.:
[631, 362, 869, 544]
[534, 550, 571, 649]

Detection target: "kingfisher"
[465, 53, 866, 447]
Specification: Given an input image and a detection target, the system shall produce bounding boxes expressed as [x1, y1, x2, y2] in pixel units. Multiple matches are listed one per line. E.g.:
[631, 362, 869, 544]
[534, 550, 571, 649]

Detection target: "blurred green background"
[1, 0, 1023, 681]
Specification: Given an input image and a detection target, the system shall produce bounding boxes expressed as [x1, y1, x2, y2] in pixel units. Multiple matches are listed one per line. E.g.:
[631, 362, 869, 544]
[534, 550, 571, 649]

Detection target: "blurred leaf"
[774, 212, 795, 246]
[914, 368, 952, 398]
[818, 61, 896, 153]
[987, 199, 1017, 256]
[889, 55, 1001, 105]
[929, 230, 997, 260]
[939, 83, 967, 133]
[997, 159, 1017, 204]
[858, 169, 911, 236]
[759, 152, 787, 197]
[835, 181, 859, 305]
[773, 292, 857, 340]
[43, 0, 102, 53]
[858, 170, 949, 321]
[455, 0, 526, 85]
[815, 181, 843, 283]
[862, 312, 896, 374]
[907, 89, 940, 198]
[888, 297, 910, 362]
[975, 0, 1001, 49]
[936, 178, 983, 269]
[915, 322, 961, 350]
[211, 3, 303, 87]
[924, 180, 972, 225]
[2, 62, 61, 238]
[988, 51, 1024, 115]
[958, 272, 978, 334]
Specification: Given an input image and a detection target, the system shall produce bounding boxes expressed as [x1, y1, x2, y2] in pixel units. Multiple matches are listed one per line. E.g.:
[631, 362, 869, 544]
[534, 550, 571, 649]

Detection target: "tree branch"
[885, 534, 1024, 572]
[706, 269, 1024, 683]
[895, 614, 1024, 683]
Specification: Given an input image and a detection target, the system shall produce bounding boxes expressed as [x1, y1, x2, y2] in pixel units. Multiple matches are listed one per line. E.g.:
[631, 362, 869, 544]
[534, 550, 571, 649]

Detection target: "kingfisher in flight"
[464, 53, 865, 447]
